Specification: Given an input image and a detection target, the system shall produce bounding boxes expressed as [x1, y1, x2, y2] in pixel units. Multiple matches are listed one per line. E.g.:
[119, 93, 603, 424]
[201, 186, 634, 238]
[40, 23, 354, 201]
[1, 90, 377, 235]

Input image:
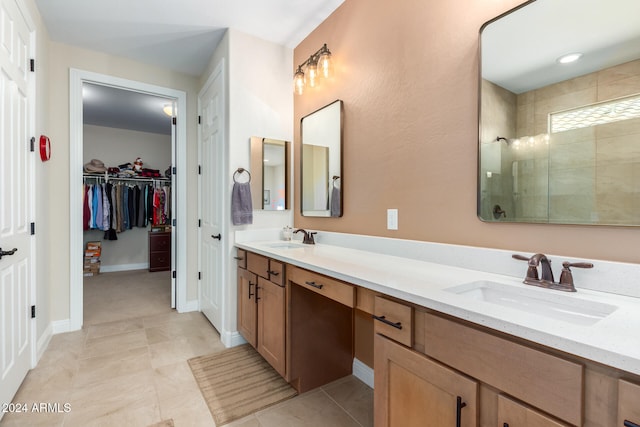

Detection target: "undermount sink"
[264, 242, 305, 249]
[445, 280, 618, 326]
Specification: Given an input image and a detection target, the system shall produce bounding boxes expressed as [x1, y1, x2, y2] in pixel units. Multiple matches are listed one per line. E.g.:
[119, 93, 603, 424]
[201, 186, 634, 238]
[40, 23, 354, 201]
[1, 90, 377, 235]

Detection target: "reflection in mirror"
[479, 0, 640, 225]
[250, 137, 290, 210]
[301, 100, 343, 217]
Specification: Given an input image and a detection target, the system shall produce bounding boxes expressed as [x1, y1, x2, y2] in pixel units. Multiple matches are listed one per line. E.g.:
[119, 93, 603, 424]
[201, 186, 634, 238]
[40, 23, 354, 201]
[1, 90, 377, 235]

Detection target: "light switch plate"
[387, 209, 398, 230]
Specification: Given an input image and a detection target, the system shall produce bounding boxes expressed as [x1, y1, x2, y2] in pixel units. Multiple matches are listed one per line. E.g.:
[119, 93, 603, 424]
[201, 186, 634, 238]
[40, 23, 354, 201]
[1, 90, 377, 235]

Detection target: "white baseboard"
[179, 299, 199, 313]
[353, 358, 374, 389]
[35, 323, 53, 365]
[99, 263, 148, 273]
[221, 330, 247, 348]
[52, 319, 71, 334]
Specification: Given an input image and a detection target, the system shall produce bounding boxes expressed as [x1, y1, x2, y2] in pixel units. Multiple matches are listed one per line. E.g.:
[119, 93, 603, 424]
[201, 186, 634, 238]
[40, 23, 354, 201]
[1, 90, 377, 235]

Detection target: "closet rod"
[82, 173, 171, 184]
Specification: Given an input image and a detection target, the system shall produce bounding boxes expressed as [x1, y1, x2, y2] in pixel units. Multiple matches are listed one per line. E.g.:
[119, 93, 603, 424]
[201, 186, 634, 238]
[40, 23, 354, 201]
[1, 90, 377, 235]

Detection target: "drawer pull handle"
[234, 256, 244, 260]
[211, 234, 222, 240]
[268, 270, 280, 276]
[456, 396, 467, 427]
[304, 281, 323, 289]
[372, 315, 403, 330]
[625, 421, 640, 427]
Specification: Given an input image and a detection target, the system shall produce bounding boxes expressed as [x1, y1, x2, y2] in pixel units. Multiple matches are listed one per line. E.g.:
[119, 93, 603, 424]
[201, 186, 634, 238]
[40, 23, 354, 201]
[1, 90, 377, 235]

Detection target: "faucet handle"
[512, 254, 539, 280]
[559, 261, 594, 289]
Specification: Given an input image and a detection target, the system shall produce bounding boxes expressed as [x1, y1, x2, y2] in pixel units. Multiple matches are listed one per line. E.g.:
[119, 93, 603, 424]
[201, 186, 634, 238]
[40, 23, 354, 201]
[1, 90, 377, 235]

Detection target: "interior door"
[169, 99, 176, 309]
[198, 66, 224, 331]
[0, 0, 33, 413]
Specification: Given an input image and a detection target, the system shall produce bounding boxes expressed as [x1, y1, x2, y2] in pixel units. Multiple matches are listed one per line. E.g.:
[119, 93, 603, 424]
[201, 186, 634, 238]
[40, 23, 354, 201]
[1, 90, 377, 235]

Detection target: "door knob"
[0, 248, 18, 260]
[211, 234, 221, 240]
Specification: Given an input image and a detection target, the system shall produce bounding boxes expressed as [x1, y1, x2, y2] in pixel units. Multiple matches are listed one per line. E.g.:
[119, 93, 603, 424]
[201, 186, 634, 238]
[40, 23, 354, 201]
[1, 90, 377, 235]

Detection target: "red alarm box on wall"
[39, 135, 50, 161]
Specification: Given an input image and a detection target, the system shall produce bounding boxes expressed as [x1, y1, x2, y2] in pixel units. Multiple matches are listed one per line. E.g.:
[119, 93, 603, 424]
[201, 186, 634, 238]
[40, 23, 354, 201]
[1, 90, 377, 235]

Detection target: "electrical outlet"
[387, 209, 398, 230]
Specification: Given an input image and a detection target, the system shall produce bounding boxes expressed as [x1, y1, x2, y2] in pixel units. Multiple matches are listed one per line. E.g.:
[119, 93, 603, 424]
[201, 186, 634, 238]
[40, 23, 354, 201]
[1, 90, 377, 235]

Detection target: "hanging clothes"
[83, 185, 90, 231]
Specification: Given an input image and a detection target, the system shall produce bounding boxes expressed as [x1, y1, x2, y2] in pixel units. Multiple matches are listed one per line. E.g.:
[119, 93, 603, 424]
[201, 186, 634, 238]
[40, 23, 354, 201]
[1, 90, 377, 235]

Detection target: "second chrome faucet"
[512, 253, 593, 292]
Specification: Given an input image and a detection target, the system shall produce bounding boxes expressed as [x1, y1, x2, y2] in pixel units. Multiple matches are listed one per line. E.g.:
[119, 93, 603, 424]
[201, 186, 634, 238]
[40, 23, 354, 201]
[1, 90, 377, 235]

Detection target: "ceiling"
[37, 0, 344, 134]
[482, 0, 640, 94]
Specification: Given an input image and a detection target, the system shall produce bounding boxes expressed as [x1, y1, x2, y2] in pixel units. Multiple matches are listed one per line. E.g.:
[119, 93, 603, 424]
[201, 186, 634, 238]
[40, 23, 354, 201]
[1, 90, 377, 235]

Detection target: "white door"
[198, 65, 224, 331]
[0, 0, 32, 412]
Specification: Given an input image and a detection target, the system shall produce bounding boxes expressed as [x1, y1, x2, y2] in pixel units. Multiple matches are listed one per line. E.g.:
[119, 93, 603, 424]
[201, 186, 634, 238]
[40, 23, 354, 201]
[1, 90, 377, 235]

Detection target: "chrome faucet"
[512, 253, 593, 292]
[294, 229, 317, 244]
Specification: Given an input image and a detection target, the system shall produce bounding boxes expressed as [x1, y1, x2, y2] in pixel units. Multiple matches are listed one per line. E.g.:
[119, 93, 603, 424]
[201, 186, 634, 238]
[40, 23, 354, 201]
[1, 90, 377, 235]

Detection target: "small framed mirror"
[479, 0, 640, 225]
[250, 137, 290, 210]
[301, 99, 344, 217]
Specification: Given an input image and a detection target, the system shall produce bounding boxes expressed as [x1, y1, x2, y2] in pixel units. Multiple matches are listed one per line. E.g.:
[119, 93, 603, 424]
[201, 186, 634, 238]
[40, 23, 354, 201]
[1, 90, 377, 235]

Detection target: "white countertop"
[236, 238, 640, 376]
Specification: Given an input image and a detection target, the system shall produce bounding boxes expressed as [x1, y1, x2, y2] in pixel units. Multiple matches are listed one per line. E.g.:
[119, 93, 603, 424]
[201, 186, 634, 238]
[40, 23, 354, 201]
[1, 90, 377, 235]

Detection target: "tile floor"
[1, 270, 373, 427]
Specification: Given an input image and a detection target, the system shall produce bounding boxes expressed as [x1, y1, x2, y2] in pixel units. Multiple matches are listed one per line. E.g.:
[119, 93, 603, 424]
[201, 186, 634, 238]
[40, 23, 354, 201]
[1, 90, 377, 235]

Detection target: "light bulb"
[307, 57, 319, 88]
[293, 67, 305, 95]
[318, 46, 332, 79]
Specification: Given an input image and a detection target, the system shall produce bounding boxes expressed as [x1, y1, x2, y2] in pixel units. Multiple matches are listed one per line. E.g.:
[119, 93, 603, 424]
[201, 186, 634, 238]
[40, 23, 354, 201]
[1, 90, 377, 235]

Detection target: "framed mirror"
[479, 0, 640, 225]
[301, 99, 343, 217]
[250, 136, 290, 210]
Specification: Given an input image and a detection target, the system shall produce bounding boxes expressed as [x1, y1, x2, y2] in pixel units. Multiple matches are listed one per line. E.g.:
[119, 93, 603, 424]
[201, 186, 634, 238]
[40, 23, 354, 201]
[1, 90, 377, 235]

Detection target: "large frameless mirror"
[478, 0, 640, 225]
[250, 136, 290, 210]
[301, 99, 343, 217]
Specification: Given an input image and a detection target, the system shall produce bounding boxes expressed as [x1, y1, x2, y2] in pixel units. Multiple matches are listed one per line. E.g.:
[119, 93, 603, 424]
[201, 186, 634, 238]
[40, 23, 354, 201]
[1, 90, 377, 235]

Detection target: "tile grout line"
[319, 388, 366, 427]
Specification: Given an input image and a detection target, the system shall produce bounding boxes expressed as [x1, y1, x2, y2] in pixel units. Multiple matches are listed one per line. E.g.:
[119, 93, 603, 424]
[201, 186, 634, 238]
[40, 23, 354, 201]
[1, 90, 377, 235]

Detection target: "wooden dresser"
[148, 231, 171, 272]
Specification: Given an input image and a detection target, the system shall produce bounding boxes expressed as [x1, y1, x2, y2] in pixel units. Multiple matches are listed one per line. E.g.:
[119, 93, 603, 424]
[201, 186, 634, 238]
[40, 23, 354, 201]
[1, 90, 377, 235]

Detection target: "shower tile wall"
[511, 58, 640, 224]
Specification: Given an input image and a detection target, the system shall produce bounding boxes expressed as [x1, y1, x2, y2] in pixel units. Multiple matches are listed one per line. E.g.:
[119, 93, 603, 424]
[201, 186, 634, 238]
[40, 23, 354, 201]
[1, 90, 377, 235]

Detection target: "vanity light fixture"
[557, 52, 583, 64]
[293, 43, 333, 95]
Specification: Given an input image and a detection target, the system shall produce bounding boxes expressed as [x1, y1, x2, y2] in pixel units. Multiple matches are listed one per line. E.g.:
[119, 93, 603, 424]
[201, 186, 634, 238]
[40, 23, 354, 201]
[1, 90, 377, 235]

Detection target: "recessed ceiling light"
[557, 52, 583, 64]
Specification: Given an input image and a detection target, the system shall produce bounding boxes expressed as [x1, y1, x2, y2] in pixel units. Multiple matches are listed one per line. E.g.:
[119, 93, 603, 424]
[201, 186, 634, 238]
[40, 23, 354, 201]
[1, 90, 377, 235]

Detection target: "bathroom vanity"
[235, 233, 640, 426]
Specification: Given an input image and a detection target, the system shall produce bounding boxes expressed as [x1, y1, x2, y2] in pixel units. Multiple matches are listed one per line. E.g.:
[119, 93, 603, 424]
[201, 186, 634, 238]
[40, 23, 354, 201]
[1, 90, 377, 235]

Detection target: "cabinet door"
[618, 380, 640, 427]
[257, 277, 286, 377]
[499, 395, 569, 427]
[374, 333, 477, 427]
[237, 267, 257, 347]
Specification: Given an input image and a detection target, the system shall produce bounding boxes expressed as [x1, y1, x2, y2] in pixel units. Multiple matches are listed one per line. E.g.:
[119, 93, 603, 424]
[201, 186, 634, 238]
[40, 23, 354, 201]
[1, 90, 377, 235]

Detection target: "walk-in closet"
[81, 82, 175, 325]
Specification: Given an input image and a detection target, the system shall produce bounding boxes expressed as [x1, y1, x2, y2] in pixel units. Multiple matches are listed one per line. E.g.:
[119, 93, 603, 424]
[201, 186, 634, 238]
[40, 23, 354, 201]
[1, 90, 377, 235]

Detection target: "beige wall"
[293, 0, 640, 264]
[47, 42, 200, 322]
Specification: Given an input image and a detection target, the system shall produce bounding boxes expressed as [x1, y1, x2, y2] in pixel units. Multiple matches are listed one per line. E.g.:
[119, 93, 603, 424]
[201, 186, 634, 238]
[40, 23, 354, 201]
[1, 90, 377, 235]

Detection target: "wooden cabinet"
[498, 394, 569, 427]
[257, 276, 286, 377]
[423, 312, 583, 426]
[618, 380, 640, 427]
[237, 251, 286, 377]
[148, 231, 171, 272]
[237, 267, 257, 347]
[374, 333, 477, 427]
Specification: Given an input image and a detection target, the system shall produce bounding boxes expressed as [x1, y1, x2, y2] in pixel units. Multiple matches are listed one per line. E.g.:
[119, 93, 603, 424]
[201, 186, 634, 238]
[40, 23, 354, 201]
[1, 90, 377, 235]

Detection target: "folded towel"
[330, 185, 341, 217]
[232, 182, 253, 225]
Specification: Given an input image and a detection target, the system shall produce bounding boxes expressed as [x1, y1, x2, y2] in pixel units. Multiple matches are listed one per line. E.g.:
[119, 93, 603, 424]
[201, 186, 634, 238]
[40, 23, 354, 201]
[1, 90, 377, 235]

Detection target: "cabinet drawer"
[423, 313, 583, 426]
[149, 251, 170, 271]
[499, 395, 569, 427]
[287, 265, 354, 307]
[267, 259, 284, 286]
[373, 296, 413, 347]
[235, 249, 247, 269]
[149, 233, 171, 251]
[618, 379, 640, 427]
[247, 252, 269, 278]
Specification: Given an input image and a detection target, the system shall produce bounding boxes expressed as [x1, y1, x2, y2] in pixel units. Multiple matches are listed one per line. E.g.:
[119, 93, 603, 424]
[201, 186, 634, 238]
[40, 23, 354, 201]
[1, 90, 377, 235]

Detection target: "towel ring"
[233, 168, 251, 183]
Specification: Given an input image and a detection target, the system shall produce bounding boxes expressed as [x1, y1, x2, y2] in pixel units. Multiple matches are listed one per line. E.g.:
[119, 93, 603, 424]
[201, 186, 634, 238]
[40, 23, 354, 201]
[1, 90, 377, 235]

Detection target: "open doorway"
[69, 69, 188, 331]
[82, 83, 175, 324]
